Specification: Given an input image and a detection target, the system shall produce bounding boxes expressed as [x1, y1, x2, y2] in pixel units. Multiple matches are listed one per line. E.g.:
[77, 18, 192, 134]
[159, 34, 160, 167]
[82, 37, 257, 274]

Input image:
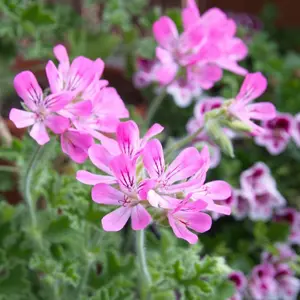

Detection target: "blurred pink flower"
[228, 72, 276, 135]
[231, 189, 251, 220]
[274, 208, 300, 245]
[10, 71, 71, 145]
[292, 113, 300, 147]
[255, 113, 293, 155]
[228, 271, 247, 300]
[240, 162, 285, 220]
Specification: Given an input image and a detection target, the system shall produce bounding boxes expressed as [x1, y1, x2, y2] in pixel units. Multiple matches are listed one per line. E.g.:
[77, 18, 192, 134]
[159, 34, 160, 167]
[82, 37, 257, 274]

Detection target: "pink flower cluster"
[10, 45, 129, 163]
[248, 244, 300, 300]
[134, 0, 248, 107]
[224, 162, 286, 221]
[229, 245, 300, 300]
[76, 120, 231, 244]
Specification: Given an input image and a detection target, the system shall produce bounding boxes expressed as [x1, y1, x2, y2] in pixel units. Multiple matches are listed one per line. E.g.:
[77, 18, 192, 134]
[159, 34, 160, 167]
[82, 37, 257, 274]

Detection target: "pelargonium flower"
[248, 263, 278, 300]
[240, 162, 285, 220]
[228, 72, 276, 135]
[255, 113, 293, 155]
[9, 71, 72, 145]
[144, 141, 232, 217]
[228, 271, 247, 300]
[91, 154, 152, 231]
[262, 243, 297, 265]
[274, 208, 300, 245]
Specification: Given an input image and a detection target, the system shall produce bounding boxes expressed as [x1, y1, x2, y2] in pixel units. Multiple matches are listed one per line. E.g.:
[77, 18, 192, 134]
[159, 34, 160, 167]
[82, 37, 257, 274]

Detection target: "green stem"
[0, 165, 18, 172]
[24, 145, 44, 228]
[136, 229, 152, 300]
[145, 89, 167, 128]
[165, 126, 204, 159]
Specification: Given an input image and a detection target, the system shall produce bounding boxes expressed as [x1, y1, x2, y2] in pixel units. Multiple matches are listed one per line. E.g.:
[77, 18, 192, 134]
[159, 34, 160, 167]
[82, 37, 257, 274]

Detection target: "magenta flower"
[255, 113, 293, 155]
[228, 271, 247, 300]
[274, 208, 300, 245]
[9, 71, 72, 145]
[262, 243, 297, 265]
[91, 154, 152, 231]
[228, 72, 276, 135]
[143, 141, 231, 216]
[248, 263, 278, 300]
[240, 162, 285, 220]
[96, 120, 164, 159]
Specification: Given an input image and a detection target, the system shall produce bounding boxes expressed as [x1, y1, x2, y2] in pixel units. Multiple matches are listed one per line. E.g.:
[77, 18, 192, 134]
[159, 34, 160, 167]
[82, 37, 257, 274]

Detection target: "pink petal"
[9, 109, 35, 128]
[61, 130, 93, 163]
[147, 190, 173, 209]
[30, 122, 50, 145]
[247, 102, 276, 121]
[202, 180, 232, 200]
[45, 115, 69, 134]
[182, 0, 200, 30]
[14, 71, 43, 111]
[236, 72, 267, 104]
[168, 215, 198, 244]
[46, 60, 63, 93]
[76, 170, 116, 185]
[116, 121, 140, 158]
[131, 204, 152, 230]
[217, 59, 248, 76]
[143, 139, 165, 178]
[94, 58, 105, 78]
[177, 211, 212, 233]
[67, 100, 93, 117]
[165, 147, 202, 184]
[44, 92, 73, 112]
[93, 132, 121, 156]
[101, 206, 131, 232]
[88, 144, 114, 175]
[53, 44, 70, 73]
[156, 47, 174, 64]
[138, 179, 157, 200]
[153, 16, 178, 50]
[92, 183, 123, 205]
[141, 123, 164, 147]
[109, 154, 136, 191]
[154, 62, 178, 85]
[93, 115, 120, 133]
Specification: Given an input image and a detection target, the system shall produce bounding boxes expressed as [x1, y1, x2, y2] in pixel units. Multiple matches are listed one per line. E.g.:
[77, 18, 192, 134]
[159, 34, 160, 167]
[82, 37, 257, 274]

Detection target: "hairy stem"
[24, 145, 44, 228]
[136, 229, 152, 300]
[145, 90, 167, 128]
[165, 126, 204, 159]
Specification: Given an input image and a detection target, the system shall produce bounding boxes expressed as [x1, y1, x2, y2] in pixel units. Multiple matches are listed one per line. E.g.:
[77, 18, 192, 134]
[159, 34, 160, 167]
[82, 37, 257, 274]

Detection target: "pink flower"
[255, 113, 293, 155]
[228, 72, 276, 135]
[240, 162, 285, 220]
[228, 271, 247, 300]
[91, 154, 152, 231]
[248, 263, 278, 300]
[211, 193, 235, 220]
[97, 120, 164, 160]
[262, 243, 297, 265]
[133, 58, 159, 88]
[61, 129, 93, 164]
[274, 208, 300, 245]
[9, 71, 71, 145]
[292, 113, 300, 147]
[165, 194, 212, 244]
[144, 141, 231, 216]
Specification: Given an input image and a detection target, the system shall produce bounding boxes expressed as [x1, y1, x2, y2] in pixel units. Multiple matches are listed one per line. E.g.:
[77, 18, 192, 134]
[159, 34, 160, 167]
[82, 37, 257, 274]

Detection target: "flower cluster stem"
[136, 229, 152, 300]
[24, 145, 44, 228]
[165, 126, 203, 159]
[145, 89, 167, 128]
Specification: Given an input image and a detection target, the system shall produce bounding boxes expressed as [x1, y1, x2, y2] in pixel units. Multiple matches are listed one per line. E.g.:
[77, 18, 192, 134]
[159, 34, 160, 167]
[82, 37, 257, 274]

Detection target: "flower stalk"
[136, 229, 152, 300]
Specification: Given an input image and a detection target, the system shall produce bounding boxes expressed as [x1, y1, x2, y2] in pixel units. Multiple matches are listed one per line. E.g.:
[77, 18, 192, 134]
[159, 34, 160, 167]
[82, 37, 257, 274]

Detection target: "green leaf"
[267, 222, 290, 243]
[136, 37, 156, 59]
[21, 3, 55, 26]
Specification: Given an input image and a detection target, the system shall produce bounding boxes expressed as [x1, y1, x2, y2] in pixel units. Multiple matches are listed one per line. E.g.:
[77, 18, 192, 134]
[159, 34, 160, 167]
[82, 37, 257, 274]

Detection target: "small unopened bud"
[225, 120, 252, 132]
[205, 120, 234, 158]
